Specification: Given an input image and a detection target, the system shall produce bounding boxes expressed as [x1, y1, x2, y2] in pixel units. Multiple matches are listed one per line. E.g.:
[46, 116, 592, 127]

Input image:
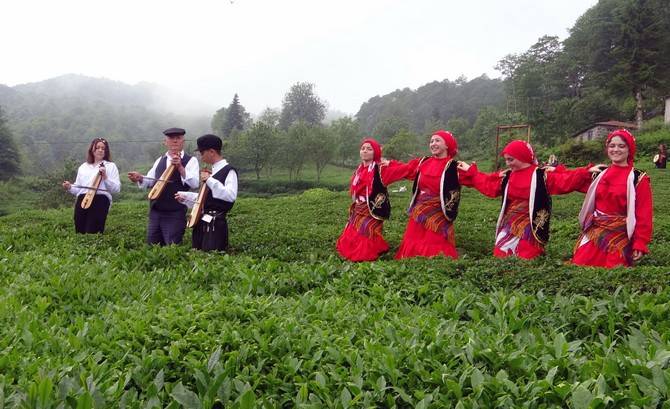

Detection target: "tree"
[244, 122, 277, 180]
[372, 116, 410, 144]
[258, 107, 281, 128]
[0, 107, 21, 180]
[211, 106, 227, 136]
[564, 0, 670, 129]
[330, 116, 361, 167]
[279, 82, 326, 129]
[276, 122, 309, 180]
[383, 129, 420, 161]
[445, 117, 470, 138]
[462, 107, 526, 162]
[305, 127, 336, 182]
[223, 94, 251, 137]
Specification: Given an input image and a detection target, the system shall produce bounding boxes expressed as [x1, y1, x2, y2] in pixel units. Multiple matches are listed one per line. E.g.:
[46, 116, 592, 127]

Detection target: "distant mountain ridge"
[0, 74, 211, 173]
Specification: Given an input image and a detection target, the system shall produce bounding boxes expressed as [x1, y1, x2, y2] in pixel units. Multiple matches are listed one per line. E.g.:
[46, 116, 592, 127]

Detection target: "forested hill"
[356, 75, 505, 141]
[0, 75, 210, 173]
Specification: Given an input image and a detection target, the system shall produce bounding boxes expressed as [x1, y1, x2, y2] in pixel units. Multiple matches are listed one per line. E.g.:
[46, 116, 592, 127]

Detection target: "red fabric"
[572, 165, 653, 267]
[501, 140, 535, 164]
[361, 138, 382, 162]
[464, 163, 592, 259]
[395, 156, 459, 259]
[338, 160, 415, 261]
[432, 130, 458, 156]
[606, 129, 636, 165]
[336, 204, 389, 262]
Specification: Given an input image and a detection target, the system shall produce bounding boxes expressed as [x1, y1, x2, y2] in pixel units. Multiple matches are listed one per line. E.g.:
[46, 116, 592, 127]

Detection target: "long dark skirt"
[74, 194, 110, 234]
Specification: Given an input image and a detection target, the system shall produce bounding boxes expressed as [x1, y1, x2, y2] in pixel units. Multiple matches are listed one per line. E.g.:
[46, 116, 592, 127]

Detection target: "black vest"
[366, 163, 391, 220]
[501, 168, 552, 244]
[409, 157, 461, 222]
[204, 164, 236, 213]
[150, 153, 192, 212]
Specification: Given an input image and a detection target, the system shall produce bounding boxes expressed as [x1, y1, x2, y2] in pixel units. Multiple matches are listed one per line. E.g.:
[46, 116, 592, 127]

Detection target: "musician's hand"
[127, 171, 143, 183]
[174, 192, 186, 203]
[171, 155, 186, 177]
[200, 169, 212, 182]
[62, 181, 72, 190]
[632, 250, 644, 262]
[99, 166, 107, 179]
[170, 154, 184, 169]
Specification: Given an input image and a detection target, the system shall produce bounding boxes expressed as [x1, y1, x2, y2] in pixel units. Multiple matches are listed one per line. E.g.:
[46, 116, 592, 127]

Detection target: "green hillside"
[1, 167, 669, 407]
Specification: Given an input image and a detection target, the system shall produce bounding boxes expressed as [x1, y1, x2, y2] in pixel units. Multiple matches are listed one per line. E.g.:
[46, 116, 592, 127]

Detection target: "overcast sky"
[2, 0, 598, 116]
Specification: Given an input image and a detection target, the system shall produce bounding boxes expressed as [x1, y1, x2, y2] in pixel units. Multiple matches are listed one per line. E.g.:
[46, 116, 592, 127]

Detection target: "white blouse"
[68, 160, 121, 203]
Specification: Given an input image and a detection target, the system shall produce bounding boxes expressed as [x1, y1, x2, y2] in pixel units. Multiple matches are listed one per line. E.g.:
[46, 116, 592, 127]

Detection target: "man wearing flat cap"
[128, 127, 199, 245]
[175, 134, 237, 252]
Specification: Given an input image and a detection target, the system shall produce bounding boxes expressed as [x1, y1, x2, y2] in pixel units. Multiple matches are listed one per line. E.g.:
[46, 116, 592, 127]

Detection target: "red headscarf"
[501, 140, 536, 165]
[361, 138, 382, 163]
[606, 129, 636, 165]
[432, 130, 458, 156]
[350, 138, 382, 196]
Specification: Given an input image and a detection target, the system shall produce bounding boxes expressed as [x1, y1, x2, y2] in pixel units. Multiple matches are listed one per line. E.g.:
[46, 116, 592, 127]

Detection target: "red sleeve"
[381, 158, 420, 184]
[546, 166, 592, 195]
[632, 176, 653, 253]
[464, 163, 502, 197]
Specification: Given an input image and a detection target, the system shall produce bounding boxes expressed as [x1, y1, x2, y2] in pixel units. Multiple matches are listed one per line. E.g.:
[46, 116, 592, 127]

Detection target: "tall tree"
[565, 0, 670, 129]
[211, 106, 228, 136]
[223, 94, 251, 137]
[330, 116, 361, 167]
[279, 82, 326, 129]
[0, 107, 21, 180]
[258, 107, 281, 128]
[383, 129, 420, 161]
[278, 122, 310, 180]
[305, 127, 336, 182]
[244, 122, 277, 180]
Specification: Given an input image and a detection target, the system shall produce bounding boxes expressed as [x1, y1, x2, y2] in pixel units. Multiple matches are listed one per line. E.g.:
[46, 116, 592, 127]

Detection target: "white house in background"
[665, 95, 669, 124]
[572, 120, 638, 142]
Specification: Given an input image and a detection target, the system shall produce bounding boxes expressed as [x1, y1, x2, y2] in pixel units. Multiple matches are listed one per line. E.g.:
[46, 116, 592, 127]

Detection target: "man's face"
[199, 148, 216, 164]
[164, 135, 185, 152]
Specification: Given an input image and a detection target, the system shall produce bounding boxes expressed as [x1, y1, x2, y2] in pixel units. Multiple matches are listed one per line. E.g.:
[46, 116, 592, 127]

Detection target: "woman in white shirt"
[62, 138, 121, 233]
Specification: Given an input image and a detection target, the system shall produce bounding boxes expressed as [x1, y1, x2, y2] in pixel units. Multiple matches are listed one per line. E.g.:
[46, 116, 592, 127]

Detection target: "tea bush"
[1, 169, 669, 407]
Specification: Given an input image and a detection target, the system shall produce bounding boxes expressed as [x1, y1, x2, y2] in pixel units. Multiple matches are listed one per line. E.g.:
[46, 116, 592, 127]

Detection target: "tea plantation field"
[1, 169, 669, 408]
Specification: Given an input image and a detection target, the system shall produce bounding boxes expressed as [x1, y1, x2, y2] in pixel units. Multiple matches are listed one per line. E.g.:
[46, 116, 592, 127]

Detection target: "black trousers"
[74, 195, 110, 234]
[147, 208, 187, 246]
[192, 212, 229, 252]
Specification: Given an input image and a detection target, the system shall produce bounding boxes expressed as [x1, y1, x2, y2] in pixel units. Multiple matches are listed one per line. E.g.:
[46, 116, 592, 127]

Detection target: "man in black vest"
[128, 127, 199, 245]
[175, 134, 237, 252]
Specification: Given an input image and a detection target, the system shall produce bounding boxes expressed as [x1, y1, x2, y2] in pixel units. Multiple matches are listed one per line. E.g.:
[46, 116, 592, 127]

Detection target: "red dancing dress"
[395, 157, 470, 259]
[336, 162, 412, 261]
[572, 165, 652, 267]
[466, 164, 592, 259]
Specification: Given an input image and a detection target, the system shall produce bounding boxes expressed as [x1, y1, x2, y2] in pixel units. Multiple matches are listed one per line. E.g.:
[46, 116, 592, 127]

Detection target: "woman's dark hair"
[87, 138, 111, 163]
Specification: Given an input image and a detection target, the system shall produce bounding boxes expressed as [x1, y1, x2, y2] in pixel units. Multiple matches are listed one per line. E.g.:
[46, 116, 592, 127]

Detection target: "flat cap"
[196, 134, 222, 152]
[163, 127, 186, 137]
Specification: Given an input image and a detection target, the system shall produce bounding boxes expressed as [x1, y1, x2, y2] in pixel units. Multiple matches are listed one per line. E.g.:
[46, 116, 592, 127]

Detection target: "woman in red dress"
[395, 130, 469, 259]
[336, 138, 412, 261]
[458, 140, 596, 259]
[572, 129, 653, 267]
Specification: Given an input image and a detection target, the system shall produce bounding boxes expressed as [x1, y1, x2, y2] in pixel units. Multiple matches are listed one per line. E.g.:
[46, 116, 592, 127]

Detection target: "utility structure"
[495, 124, 531, 170]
